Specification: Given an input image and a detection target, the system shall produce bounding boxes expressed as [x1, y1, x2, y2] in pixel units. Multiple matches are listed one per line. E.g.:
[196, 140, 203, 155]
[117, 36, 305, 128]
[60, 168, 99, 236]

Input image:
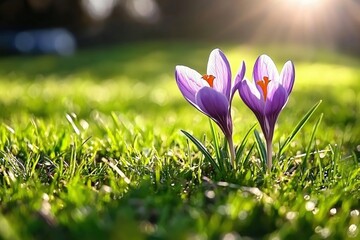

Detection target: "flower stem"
[228, 136, 236, 169]
[266, 139, 273, 171]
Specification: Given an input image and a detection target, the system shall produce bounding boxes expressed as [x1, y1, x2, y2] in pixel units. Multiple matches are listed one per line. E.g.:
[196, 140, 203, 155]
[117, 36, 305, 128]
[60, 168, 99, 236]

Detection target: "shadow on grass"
[1, 41, 359, 82]
[0, 42, 214, 82]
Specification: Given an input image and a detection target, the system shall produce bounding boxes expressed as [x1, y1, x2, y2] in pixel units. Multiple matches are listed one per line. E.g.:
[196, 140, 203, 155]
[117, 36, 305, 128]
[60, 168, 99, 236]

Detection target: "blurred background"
[0, 0, 360, 55]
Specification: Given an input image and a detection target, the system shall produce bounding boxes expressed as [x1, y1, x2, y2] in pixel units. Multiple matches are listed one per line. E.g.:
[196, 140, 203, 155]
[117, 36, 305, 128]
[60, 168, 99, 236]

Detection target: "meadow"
[0, 41, 359, 239]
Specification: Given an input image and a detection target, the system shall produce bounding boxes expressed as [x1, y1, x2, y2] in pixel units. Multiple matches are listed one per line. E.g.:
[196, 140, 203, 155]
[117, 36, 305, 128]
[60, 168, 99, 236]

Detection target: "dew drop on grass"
[350, 209, 359, 217]
[205, 190, 215, 199]
[315, 226, 331, 238]
[166, 150, 173, 157]
[221, 232, 239, 240]
[286, 211, 298, 220]
[348, 224, 358, 238]
[304, 195, 311, 200]
[42, 193, 50, 201]
[329, 208, 337, 215]
[100, 185, 112, 193]
[305, 201, 315, 211]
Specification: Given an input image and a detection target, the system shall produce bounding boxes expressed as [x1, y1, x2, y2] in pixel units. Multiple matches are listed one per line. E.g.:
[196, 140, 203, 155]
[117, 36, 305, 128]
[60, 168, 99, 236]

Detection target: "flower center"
[256, 76, 271, 101]
[202, 74, 215, 88]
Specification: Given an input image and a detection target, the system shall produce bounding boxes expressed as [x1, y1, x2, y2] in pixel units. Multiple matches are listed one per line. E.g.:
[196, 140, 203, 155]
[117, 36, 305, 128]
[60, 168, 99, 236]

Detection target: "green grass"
[0, 41, 359, 239]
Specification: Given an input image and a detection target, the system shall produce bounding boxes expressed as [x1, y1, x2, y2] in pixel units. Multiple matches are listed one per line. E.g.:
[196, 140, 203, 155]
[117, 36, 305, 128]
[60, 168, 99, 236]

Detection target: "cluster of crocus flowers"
[175, 49, 295, 170]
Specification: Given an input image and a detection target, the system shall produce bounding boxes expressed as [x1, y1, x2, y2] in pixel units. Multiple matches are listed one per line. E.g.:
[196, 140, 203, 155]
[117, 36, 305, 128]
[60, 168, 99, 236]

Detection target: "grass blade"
[208, 119, 222, 166]
[243, 143, 255, 168]
[301, 113, 324, 170]
[279, 100, 322, 156]
[235, 123, 257, 165]
[254, 129, 266, 171]
[181, 130, 220, 172]
[209, 119, 228, 172]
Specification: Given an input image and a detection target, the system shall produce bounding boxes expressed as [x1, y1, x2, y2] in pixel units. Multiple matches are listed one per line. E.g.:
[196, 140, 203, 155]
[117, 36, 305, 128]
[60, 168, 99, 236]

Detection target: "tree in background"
[0, 0, 359, 53]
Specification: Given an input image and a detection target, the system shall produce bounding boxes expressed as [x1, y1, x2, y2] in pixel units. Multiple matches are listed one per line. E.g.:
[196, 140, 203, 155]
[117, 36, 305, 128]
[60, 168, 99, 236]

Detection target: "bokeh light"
[125, 0, 160, 23]
[14, 29, 76, 56]
[82, 0, 117, 21]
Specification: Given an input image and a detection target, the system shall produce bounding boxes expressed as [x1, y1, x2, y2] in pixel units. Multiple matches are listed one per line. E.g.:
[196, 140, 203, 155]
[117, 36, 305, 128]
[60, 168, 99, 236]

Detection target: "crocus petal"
[207, 49, 231, 99]
[253, 54, 280, 84]
[238, 79, 264, 117]
[239, 79, 268, 140]
[195, 87, 231, 136]
[231, 61, 246, 102]
[175, 65, 204, 105]
[263, 85, 288, 141]
[280, 61, 295, 95]
[265, 84, 288, 116]
[195, 87, 229, 120]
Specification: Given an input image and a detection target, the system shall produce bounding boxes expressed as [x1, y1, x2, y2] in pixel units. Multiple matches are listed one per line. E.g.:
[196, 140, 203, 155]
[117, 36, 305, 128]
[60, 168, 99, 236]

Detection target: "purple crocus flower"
[238, 54, 295, 170]
[175, 49, 245, 167]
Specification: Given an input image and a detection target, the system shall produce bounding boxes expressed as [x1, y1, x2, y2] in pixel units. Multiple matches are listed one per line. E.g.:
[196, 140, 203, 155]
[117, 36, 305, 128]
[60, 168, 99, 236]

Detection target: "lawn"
[0, 41, 359, 239]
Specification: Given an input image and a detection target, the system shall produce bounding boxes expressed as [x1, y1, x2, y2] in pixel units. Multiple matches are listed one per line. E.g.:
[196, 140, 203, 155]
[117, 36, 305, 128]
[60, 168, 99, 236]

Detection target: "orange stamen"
[256, 76, 271, 101]
[202, 74, 216, 88]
